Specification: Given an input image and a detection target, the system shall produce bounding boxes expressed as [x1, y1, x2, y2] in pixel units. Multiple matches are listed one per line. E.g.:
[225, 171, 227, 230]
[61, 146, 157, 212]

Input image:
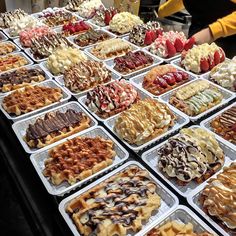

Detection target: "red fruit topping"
[219, 48, 225, 62]
[166, 40, 177, 57]
[144, 31, 153, 45]
[174, 38, 184, 52]
[111, 9, 118, 17]
[200, 58, 210, 72]
[80, 21, 90, 30]
[150, 30, 157, 41]
[208, 55, 215, 69]
[158, 78, 168, 88]
[104, 10, 112, 25]
[214, 51, 220, 65]
[184, 37, 195, 51]
[164, 74, 176, 85]
[156, 29, 163, 36]
[173, 72, 183, 82]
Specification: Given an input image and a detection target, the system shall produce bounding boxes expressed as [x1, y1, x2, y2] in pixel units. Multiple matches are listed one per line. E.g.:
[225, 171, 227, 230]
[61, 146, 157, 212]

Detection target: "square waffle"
[0, 42, 16, 55]
[65, 165, 161, 236]
[0, 67, 46, 92]
[24, 109, 91, 148]
[43, 136, 116, 185]
[2, 85, 63, 116]
[0, 54, 28, 72]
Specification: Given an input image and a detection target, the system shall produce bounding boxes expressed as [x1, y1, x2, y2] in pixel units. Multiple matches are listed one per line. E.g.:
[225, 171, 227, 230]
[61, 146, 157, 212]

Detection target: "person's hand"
[192, 28, 214, 44]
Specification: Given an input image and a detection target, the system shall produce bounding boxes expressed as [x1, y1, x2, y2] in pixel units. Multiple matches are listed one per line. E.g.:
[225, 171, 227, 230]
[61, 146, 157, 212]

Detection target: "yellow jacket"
[158, 0, 236, 40]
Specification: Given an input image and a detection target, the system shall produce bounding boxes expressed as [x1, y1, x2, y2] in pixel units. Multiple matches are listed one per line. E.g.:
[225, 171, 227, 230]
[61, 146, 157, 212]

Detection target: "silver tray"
[84, 38, 139, 62]
[78, 82, 151, 122]
[12, 101, 98, 154]
[104, 101, 189, 152]
[130, 63, 197, 97]
[0, 79, 71, 122]
[105, 49, 163, 79]
[30, 126, 129, 196]
[55, 67, 120, 98]
[137, 205, 218, 236]
[200, 102, 236, 150]
[187, 160, 235, 236]
[0, 63, 52, 97]
[59, 160, 179, 236]
[0, 31, 8, 41]
[0, 41, 20, 55]
[159, 78, 235, 122]
[0, 51, 34, 75]
[3, 28, 19, 40]
[141, 125, 236, 197]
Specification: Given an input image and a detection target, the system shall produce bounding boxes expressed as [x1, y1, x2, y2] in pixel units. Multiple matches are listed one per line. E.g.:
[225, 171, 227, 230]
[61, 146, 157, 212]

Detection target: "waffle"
[66, 165, 161, 236]
[73, 29, 111, 47]
[158, 128, 224, 185]
[30, 33, 74, 59]
[143, 65, 189, 96]
[64, 60, 112, 93]
[85, 79, 139, 119]
[43, 136, 116, 185]
[210, 105, 236, 145]
[90, 38, 133, 60]
[65, 0, 85, 11]
[24, 109, 91, 148]
[169, 80, 223, 116]
[114, 99, 175, 145]
[0, 54, 28, 73]
[0, 42, 16, 55]
[2, 85, 63, 116]
[114, 51, 154, 74]
[147, 221, 213, 236]
[200, 163, 236, 231]
[0, 67, 46, 92]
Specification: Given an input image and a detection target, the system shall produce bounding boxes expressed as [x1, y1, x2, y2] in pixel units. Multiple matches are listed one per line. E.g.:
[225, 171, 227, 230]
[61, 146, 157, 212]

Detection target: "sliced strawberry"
[111, 9, 118, 17]
[214, 51, 220, 65]
[158, 78, 168, 88]
[219, 48, 225, 62]
[184, 37, 195, 51]
[164, 74, 176, 85]
[166, 40, 177, 57]
[80, 21, 90, 30]
[200, 58, 209, 72]
[104, 11, 112, 25]
[150, 30, 157, 41]
[144, 31, 153, 45]
[156, 29, 163, 37]
[174, 38, 184, 52]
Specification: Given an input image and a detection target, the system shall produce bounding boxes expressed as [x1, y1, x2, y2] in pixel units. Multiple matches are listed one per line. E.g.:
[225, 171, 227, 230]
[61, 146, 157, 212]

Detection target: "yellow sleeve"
[158, 0, 185, 18]
[209, 11, 236, 40]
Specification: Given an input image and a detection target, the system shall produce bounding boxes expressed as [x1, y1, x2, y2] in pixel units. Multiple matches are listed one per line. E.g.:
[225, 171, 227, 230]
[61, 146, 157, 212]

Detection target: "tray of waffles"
[136, 205, 218, 236]
[0, 64, 52, 97]
[141, 125, 236, 198]
[59, 160, 179, 236]
[0, 41, 20, 56]
[187, 160, 236, 236]
[12, 101, 98, 154]
[30, 126, 129, 196]
[0, 79, 71, 122]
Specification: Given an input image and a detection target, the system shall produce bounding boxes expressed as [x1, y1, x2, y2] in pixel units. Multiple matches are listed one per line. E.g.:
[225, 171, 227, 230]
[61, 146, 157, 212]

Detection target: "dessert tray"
[105, 50, 163, 79]
[0, 64, 51, 96]
[136, 205, 218, 236]
[12, 101, 98, 154]
[0, 31, 8, 42]
[160, 78, 235, 122]
[30, 126, 129, 196]
[187, 160, 236, 236]
[59, 161, 179, 235]
[142, 125, 236, 197]
[0, 41, 20, 56]
[130, 64, 196, 97]
[200, 102, 236, 150]
[0, 79, 71, 122]
[104, 99, 189, 152]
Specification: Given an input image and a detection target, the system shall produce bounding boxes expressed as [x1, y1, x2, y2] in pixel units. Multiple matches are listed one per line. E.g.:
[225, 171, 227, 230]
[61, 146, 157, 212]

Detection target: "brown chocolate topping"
[219, 106, 236, 128]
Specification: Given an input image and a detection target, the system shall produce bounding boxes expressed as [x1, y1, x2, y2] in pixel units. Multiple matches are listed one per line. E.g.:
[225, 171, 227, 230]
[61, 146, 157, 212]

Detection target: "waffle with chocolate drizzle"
[66, 165, 161, 236]
[43, 136, 116, 185]
[24, 109, 91, 148]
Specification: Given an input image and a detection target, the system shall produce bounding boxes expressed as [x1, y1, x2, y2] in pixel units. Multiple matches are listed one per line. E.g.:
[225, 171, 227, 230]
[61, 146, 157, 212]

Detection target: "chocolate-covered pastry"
[25, 109, 91, 148]
[0, 9, 27, 28]
[0, 67, 45, 92]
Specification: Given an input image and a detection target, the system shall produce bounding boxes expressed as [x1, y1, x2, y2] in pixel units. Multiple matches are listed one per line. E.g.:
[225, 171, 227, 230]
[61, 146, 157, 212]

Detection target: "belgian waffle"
[0, 67, 46, 92]
[65, 165, 161, 236]
[169, 80, 223, 116]
[210, 105, 236, 145]
[24, 109, 91, 148]
[43, 136, 116, 185]
[158, 128, 225, 185]
[0, 54, 28, 72]
[147, 221, 213, 236]
[200, 163, 236, 232]
[2, 85, 63, 116]
[64, 60, 112, 93]
[90, 38, 133, 60]
[0, 42, 16, 55]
